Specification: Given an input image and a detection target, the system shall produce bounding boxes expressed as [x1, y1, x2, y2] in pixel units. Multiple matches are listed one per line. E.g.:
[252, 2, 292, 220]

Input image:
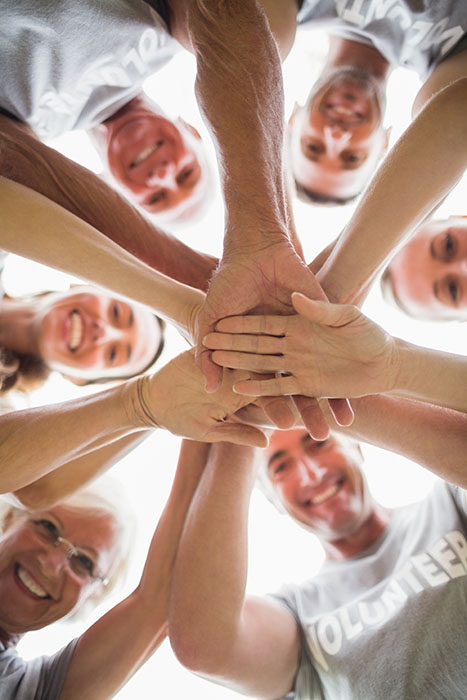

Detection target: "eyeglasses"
[30, 517, 108, 586]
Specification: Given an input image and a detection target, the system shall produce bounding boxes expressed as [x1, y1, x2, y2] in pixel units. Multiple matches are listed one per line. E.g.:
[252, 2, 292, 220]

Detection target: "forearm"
[13, 432, 149, 510]
[0, 378, 151, 493]
[0, 115, 216, 290]
[318, 79, 467, 303]
[187, 0, 289, 246]
[335, 395, 467, 488]
[391, 339, 467, 413]
[0, 177, 204, 339]
[170, 441, 257, 673]
[60, 440, 209, 700]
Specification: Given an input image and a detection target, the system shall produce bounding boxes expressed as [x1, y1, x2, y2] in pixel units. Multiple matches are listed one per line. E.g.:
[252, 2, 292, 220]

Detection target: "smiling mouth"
[324, 104, 364, 124]
[303, 479, 344, 507]
[130, 140, 163, 168]
[68, 310, 83, 352]
[15, 564, 50, 599]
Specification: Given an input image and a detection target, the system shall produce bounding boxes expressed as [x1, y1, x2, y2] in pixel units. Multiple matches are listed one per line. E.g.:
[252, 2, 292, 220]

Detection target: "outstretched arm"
[170, 441, 300, 699]
[0, 176, 204, 342]
[0, 115, 216, 291]
[317, 78, 467, 304]
[0, 349, 266, 495]
[59, 440, 208, 700]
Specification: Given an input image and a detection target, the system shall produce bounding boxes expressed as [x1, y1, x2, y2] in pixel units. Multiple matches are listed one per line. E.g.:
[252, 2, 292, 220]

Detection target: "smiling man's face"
[288, 68, 389, 203]
[265, 430, 373, 543]
[97, 97, 210, 224]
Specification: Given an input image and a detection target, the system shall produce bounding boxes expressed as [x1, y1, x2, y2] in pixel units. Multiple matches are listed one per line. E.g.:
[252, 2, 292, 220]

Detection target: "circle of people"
[0, 2, 466, 699]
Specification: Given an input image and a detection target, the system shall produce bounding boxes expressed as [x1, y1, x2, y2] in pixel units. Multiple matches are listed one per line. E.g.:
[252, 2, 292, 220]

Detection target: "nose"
[296, 456, 326, 486]
[91, 320, 123, 343]
[38, 546, 68, 577]
[323, 125, 351, 154]
[146, 160, 177, 188]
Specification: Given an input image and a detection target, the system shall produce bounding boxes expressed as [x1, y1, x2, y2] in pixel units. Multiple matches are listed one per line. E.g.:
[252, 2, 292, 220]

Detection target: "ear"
[288, 102, 302, 127]
[177, 117, 201, 140]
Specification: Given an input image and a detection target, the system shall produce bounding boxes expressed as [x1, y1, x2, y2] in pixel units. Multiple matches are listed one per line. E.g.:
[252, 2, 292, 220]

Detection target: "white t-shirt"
[272, 482, 467, 699]
[298, 0, 467, 79]
[0, 0, 180, 138]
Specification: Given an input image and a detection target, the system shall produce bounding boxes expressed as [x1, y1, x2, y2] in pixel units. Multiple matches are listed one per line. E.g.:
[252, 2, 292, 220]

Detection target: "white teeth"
[131, 141, 161, 167]
[17, 565, 48, 598]
[68, 311, 83, 351]
[332, 106, 356, 116]
[311, 483, 340, 506]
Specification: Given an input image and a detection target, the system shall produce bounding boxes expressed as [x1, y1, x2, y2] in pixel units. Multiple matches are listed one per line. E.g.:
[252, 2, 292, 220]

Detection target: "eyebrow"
[429, 238, 438, 260]
[126, 343, 132, 362]
[433, 280, 440, 300]
[128, 308, 134, 327]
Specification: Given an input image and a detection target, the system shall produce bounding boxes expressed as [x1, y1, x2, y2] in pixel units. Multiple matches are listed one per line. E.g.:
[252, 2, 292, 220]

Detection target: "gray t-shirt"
[298, 0, 467, 79]
[0, 0, 179, 139]
[272, 483, 467, 699]
[0, 638, 78, 699]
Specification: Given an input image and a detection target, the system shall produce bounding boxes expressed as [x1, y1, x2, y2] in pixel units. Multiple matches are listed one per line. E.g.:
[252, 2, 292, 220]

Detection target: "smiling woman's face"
[388, 217, 467, 320]
[0, 504, 118, 634]
[37, 286, 163, 381]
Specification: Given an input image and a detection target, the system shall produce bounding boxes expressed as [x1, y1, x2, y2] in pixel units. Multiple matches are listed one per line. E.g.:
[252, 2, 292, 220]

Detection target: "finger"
[203, 331, 284, 354]
[199, 348, 223, 393]
[215, 314, 290, 336]
[293, 396, 330, 441]
[234, 375, 299, 396]
[208, 422, 268, 448]
[211, 350, 285, 373]
[257, 396, 297, 430]
[292, 293, 356, 327]
[328, 398, 354, 427]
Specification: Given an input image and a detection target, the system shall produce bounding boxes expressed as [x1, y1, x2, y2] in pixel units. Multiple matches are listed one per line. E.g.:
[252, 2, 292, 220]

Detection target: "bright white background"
[9, 27, 466, 699]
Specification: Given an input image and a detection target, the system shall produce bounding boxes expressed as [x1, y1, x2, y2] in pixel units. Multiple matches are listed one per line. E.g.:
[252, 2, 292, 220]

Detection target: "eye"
[33, 519, 59, 543]
[112, 303, 119, 321]
[148, 190, 165, 205]
[341, 152, 363, 164]
[449, 279, 459, 303]
[178, 168, 194, 184]
[306, 142, 323, 155]
[444, 232, 456, 259]
[108, 346, 117, 365]
[70, 551, 96, 578]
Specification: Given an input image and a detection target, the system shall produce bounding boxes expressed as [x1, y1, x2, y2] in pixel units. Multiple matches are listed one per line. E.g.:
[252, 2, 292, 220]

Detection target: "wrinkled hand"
[196, 241, 353, 436]
[203, 293, 396, 400]
[141, 349, 268, 447]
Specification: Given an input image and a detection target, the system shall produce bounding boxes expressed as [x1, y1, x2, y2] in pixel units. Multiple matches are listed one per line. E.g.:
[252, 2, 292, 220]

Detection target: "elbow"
[169, 615, 232, 677]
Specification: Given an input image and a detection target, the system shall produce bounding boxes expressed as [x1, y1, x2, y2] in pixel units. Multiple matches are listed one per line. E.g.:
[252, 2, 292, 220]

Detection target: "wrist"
[122, 376, 160, 430]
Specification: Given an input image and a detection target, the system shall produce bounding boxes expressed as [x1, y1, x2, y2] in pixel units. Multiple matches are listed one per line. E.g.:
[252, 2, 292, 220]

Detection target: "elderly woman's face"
[388, 217, 467, 320]
[37, 286, 163, 381]
[0, 505, 118, 634]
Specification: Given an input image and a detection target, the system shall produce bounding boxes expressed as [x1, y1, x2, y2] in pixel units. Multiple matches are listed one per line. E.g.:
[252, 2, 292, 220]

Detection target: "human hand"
[139, 349, 268, 447]
[203, 293, 397, 400]
[196, 241, 353, 436]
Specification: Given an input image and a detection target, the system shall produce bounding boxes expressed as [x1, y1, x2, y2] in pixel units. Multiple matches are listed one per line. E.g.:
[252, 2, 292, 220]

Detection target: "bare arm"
[0, 115, 216, 291]
[0, 177, 204, 341]
[317, 78, 467, 304]
[59, 440, 208, 700]
[170, 442, 300, 699]
[0, 349, 265, 494]
[13, 432, 149, 510]
[334, 395, 467, 489]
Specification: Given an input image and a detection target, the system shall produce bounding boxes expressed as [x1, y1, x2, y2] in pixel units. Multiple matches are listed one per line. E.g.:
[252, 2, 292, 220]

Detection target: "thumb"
[291, 293, 357, 328]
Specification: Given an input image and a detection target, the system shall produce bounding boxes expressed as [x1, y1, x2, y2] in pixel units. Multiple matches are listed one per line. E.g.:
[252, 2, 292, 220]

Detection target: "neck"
[324, 505, 391, 561]
[0, 298, 41, 356]
[325, 36, 391, 83]
[0, 626, 21, 648]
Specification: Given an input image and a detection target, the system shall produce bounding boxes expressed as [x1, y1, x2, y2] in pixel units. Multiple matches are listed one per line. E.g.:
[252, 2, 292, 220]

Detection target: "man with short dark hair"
[170, 398, 467, 699]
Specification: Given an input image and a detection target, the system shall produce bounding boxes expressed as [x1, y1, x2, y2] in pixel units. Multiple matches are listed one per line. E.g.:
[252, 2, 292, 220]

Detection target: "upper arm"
[413, 47, 467, 116]
[179, 594, 301, 700]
